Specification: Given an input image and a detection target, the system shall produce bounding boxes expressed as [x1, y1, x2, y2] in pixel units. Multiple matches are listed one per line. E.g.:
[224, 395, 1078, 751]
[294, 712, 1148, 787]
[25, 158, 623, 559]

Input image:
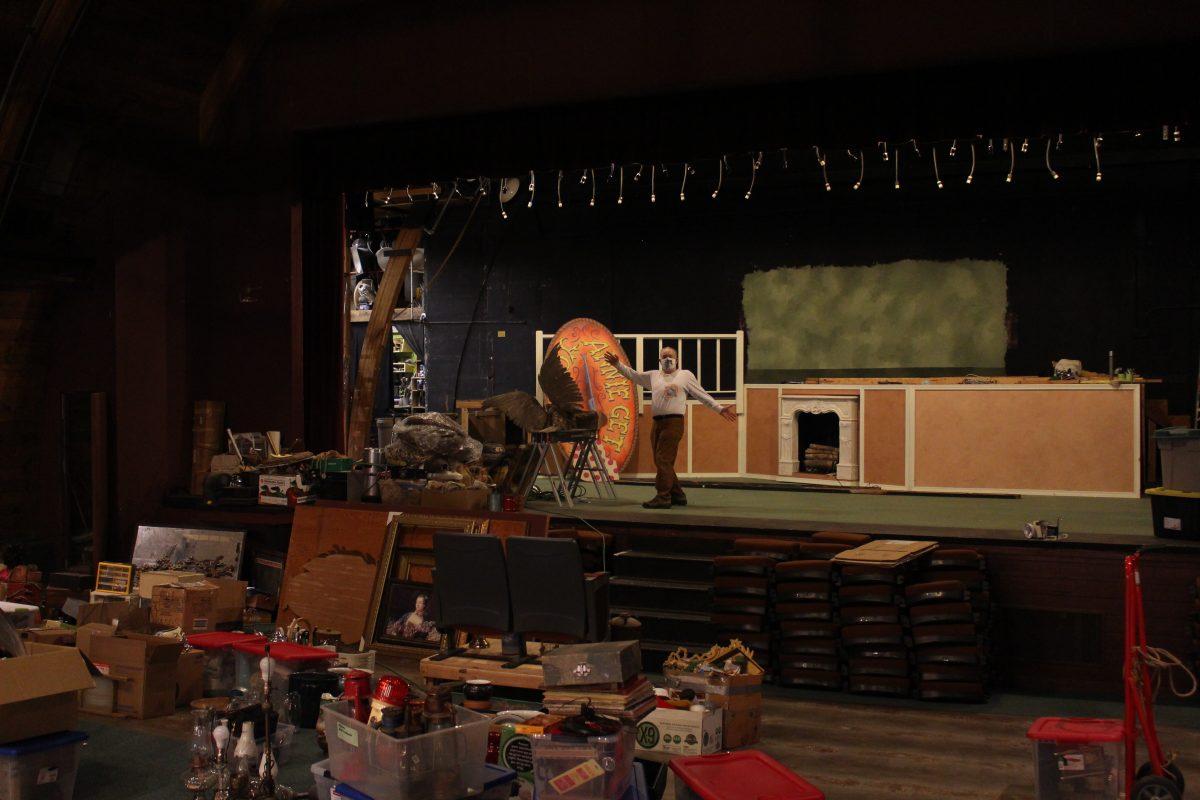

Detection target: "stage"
[527, 481, 1157, 546]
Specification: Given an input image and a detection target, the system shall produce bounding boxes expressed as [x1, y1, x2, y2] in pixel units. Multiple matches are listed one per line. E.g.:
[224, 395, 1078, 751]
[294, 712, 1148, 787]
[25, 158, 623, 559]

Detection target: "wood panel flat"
[914, 389, 1136, 493]
[781, 388, 859, 396]
[746, 388, 779, 475]
[862, 389, 906, 487]
[690, 404, 739, 473]
[277, 505, 392, 643]
[419, 654, 545, 690]
[622, 408, 656, 475]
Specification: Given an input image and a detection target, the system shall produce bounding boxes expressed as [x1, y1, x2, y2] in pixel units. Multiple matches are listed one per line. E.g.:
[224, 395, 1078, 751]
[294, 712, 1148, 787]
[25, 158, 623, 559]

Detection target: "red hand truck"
[1123, 551, 1185, 800]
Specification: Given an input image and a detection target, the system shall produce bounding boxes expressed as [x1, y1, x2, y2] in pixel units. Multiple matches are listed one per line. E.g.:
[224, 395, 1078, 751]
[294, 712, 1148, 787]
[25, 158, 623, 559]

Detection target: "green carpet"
[529, 483, 1155, 544]
[75, 716, 324, 800]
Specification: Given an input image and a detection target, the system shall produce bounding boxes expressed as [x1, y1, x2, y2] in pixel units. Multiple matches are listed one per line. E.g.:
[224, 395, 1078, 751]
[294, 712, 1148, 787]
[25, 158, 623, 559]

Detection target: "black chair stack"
[827, 534, 918, 698]
[906, 547, 991, 702]
[773, 557, 840, 689]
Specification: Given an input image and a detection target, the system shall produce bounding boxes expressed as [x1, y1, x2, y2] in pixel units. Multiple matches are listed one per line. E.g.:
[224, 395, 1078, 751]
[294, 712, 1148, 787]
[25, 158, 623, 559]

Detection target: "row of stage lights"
[378, 125, 1186, 219]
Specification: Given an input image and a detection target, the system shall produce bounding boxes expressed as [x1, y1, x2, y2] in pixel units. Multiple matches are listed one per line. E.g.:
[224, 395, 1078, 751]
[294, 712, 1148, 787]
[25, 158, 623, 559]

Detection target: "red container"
[670, 751, 824, 800]
[1026, 718, 1124, 800]
[186, 632, 266, 650]
[372, 674, 409, 706]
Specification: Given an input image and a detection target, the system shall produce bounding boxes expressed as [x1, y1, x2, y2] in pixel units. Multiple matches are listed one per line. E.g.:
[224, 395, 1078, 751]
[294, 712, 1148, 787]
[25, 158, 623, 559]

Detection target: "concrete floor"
[528, 482, 1156, 544]
[74, 676, 1199, 800]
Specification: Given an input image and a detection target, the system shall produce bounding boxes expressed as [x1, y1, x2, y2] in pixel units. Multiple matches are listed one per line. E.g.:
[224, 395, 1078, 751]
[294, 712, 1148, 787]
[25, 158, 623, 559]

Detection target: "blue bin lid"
[1154, 426, 1200, 439]
[332, 784, 369, 800]
[481, 762, 516, 789]
[0, 731, 87, 757]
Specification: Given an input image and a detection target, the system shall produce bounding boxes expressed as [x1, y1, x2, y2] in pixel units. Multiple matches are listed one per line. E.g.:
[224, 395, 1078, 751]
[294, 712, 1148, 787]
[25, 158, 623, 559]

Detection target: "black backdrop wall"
[412, 154, 1198, 416]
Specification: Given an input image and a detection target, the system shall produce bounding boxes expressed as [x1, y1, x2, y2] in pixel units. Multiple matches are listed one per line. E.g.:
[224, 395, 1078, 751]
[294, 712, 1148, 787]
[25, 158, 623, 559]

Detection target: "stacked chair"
[711, 540, 791, 680]
[772, 533, 859, 690]
[838, 548, 916, 698]
[905, 546, 991, 702]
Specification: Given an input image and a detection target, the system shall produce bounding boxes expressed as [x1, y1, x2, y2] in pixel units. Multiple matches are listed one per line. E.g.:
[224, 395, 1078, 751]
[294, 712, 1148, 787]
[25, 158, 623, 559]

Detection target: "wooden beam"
[0, 0, 88, 210]
[198, 0, 290, 146]
[346, 227, 423, 457]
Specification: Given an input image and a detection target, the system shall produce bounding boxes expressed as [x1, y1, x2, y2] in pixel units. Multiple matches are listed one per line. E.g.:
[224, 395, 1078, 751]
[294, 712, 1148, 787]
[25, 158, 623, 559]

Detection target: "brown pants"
[651, 415, 686, 501]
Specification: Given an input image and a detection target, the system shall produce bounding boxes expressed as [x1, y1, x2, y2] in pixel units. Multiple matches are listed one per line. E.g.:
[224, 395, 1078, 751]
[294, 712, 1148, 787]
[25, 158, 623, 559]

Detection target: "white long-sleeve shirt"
[614, 362, 724, 417]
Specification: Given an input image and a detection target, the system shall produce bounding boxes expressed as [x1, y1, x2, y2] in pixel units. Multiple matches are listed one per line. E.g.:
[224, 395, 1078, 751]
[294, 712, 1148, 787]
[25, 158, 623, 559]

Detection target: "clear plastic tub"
[0, 731, 88, 800]
[530, 726, 635, 799]
[231, 640, 338, 705]
[323, 701, 490, 800]
[186, 632, 266, 696]
[311, 758, 337, 800]
[1027, 718, 1123, 800]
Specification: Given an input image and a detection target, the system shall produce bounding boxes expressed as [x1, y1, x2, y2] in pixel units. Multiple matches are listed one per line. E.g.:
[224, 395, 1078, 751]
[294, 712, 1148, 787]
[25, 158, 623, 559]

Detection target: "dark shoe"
[642, 497, 673, 509]
[671, 494, 688, 506]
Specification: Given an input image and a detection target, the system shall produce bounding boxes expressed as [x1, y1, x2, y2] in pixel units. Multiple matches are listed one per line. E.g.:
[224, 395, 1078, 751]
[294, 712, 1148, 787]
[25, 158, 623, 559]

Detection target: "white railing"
[535, 330, 744, 411]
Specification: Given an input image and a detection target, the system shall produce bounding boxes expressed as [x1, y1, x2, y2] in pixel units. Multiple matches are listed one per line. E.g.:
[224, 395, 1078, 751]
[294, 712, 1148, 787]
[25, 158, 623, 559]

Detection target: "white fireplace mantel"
[779, 396, 860, 482]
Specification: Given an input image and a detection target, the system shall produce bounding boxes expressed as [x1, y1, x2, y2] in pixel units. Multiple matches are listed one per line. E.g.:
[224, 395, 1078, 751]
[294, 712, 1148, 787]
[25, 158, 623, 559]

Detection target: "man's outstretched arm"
[603, 351, 653, 388]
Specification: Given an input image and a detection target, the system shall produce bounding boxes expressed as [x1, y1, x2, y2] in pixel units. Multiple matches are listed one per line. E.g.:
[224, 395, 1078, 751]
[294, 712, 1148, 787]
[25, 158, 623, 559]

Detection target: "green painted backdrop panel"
[742, 259, 1007, 372]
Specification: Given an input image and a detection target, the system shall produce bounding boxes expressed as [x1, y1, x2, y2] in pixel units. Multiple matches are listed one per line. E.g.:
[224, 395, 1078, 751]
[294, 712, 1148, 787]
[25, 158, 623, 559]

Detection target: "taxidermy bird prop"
[485, 344, 605, 433]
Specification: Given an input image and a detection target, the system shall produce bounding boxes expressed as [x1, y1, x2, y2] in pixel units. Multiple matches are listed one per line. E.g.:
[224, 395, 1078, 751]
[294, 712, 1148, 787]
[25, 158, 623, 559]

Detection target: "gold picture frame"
[364, 511, 489, 657]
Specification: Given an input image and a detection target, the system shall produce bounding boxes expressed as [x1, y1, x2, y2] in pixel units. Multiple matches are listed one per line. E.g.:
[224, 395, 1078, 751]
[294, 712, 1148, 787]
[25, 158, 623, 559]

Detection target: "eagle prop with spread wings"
[484, 344, 605, 433]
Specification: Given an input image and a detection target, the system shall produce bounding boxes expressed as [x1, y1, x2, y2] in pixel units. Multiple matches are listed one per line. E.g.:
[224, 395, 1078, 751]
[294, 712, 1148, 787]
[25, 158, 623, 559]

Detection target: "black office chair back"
[433, 532, 511, 634]
[506, 537, 587, 641]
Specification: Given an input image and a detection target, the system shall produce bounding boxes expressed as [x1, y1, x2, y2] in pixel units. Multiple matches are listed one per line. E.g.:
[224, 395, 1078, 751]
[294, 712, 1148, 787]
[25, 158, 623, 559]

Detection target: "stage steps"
[609, 576, 712, 613]
[609, 606, 717, 644]
[612, 550, 714, 582]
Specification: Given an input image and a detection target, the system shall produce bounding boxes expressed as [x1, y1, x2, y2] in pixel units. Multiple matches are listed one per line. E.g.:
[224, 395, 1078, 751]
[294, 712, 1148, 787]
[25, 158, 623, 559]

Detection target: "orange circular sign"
[548, 318, 639, 477]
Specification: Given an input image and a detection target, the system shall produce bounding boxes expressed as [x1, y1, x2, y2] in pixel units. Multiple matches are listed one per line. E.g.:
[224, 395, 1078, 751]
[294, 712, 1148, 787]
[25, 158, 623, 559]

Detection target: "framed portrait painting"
[364, 511, 489, 656]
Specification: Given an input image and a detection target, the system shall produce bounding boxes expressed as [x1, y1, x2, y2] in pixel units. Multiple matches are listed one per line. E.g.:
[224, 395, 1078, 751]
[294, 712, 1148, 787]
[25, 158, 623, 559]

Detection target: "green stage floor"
[528, 482, 1158, 545]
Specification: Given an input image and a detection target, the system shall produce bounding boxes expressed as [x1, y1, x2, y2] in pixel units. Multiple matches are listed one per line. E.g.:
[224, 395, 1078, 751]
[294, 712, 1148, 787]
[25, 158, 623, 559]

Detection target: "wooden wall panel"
[690, 404, 739, 473]
[623, 407, 689, 476]
[914, 389, 1137, 494]
[781, 388, 859, 396]
[746, 387, 779, 476]
[862, 389, 906, 487]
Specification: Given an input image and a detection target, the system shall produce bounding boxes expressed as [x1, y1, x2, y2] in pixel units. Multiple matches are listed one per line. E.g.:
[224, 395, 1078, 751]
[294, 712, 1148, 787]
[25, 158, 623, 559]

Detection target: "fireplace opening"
[795, 411, 840, 475]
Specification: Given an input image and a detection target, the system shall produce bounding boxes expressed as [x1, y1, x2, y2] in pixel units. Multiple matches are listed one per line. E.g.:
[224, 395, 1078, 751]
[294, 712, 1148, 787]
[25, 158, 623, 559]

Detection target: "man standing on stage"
[604, 347, 737, 508]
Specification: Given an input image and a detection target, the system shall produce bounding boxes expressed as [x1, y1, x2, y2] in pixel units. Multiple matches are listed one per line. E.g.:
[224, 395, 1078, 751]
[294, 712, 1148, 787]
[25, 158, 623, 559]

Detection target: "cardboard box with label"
[151, 581, 218, 633]
[664, 670, 762, 748]
[81, 631, 184, 719]
[635, 706, 722, 757]
[0, 643, 95, 744]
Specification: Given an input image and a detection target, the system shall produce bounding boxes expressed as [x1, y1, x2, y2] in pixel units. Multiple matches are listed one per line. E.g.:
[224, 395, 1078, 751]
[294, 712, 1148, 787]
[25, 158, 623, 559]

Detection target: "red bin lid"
[186, 632, 266, 650]
[231, 640, 338, 662]
[1026, 717, 1124, 743]
[669, 750, 825, 800]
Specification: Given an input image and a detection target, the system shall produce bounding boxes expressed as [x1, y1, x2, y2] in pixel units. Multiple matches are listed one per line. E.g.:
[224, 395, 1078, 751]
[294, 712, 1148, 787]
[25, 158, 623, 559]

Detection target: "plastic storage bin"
[1027, 718, 1123, 800]
[669, 750, 824, 800]
[311, 758, 337, 800]
[0, 731, 88, 800]
[231, 640, 338, 705]
[1147, 487, 1200, 541]
[1154, 427, 1200, 492]
[328, 763, 516, 800]
[186, 632, 266, 696]
[323, 701, 490, 800]
[531, 725, 634, 799]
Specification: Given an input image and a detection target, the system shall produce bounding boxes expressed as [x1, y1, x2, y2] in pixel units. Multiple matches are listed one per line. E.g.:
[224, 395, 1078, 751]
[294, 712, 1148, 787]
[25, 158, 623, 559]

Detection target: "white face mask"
[660, 357, 677, 372]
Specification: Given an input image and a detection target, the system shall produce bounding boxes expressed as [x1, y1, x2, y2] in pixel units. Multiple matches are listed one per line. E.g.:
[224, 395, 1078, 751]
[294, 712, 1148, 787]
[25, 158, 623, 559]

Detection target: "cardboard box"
[208, 578, 248, 627]
[0, 643, 94, 744]
[635, 706, 722, 757]
[542, 641, 642, 687]
[176, 649, 206, 706]
[75, 599, 151, 630]
[151, 582, 218, 633]
[21, 626, 76, 647]
[0, 600, 39, 628]
[75, 622, 116, 656]
[259, 473, 315, 506]
[418, 486, 490, 511]
[137, 570, 203, 599]
[84, 632, 184, 719]
[722, 703, 762, 748]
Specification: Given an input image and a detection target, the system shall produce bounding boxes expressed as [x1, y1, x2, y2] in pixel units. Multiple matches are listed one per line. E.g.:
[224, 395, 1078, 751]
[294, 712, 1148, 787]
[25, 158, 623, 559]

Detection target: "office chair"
[505, 536, 609, 656]
[429, 531, 515, 661]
